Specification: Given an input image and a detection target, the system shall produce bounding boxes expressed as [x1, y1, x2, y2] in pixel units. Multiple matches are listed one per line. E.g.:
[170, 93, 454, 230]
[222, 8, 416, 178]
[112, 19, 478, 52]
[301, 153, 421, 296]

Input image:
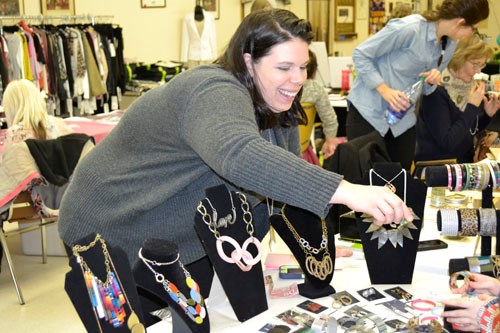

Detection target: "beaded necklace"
[72, 234, 144, 333]
[138, 249, 206, 324]
[279, 205, 333, 280]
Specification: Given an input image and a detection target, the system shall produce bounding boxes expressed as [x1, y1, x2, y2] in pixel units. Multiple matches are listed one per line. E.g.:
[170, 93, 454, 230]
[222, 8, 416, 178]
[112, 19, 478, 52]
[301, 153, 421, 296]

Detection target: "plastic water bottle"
[386, 76, 426, 125]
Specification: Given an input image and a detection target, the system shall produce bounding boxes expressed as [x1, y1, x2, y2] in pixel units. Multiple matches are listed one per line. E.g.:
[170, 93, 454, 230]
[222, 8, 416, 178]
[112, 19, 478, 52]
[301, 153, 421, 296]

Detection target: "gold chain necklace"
[279, 205, 333, 280]
[72, 234, 145, 333]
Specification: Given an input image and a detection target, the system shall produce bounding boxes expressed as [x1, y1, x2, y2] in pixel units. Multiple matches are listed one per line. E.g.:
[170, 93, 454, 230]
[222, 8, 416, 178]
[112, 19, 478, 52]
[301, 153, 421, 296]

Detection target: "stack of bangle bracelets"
[444, 162, 500, 192]
[438, 207, 498, 237]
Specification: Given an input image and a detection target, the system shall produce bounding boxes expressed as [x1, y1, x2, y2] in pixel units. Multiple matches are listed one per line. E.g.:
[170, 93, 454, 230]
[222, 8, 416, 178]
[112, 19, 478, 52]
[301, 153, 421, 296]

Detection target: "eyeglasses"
[468, 60, 487, 70]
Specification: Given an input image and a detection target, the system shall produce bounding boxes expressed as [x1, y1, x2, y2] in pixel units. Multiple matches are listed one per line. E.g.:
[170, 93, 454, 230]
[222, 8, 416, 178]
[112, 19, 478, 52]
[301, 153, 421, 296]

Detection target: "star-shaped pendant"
[362, 208, 420, 249]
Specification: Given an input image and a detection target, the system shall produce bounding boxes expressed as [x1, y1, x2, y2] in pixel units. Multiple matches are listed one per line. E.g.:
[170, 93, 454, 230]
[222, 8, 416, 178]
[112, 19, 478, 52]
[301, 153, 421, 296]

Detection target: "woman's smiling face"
[244, 37, 309, 113]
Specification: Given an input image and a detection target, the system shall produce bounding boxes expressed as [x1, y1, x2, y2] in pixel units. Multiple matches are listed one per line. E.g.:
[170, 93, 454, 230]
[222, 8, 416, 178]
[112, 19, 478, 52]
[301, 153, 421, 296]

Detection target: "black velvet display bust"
[64, 233, 145, 333]
[132, 239, 210, 333]
[270, 205, 335, 298]
[194, 185, 268, 322]
[357, 163, 426, 284]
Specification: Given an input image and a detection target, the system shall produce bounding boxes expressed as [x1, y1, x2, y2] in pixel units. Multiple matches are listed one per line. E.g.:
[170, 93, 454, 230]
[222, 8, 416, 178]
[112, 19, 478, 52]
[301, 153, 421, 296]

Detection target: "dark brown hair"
[215, 9, 314, 129]
[422, 0, 489, 25]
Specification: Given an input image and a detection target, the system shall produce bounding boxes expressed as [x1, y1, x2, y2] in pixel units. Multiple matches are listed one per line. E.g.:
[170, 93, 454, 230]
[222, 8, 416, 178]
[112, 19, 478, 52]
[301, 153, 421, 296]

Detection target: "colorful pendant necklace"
[279, 205, 333, 280]
[138, 248, 206, 324]
[72, 234, 145, 333]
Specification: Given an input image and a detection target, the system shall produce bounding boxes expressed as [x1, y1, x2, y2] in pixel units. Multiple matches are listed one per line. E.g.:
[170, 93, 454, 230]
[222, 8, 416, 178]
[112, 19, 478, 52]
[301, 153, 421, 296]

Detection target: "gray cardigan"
[58, 65, 343, 264]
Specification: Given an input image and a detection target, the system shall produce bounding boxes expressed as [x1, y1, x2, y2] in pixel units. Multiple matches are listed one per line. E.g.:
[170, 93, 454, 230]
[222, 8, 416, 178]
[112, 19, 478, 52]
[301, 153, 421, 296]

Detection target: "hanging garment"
[180, 10, 217, 64]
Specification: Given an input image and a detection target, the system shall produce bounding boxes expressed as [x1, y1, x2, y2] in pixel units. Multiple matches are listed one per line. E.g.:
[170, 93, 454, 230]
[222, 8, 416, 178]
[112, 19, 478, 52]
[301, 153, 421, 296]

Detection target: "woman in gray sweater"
[58, 9, 412, 268]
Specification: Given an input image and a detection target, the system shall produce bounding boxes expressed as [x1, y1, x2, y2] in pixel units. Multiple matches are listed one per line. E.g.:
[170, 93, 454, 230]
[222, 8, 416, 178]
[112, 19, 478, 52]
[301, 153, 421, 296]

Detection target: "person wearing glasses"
[415, 34, 500, 164]
[346, 0, 490, 170]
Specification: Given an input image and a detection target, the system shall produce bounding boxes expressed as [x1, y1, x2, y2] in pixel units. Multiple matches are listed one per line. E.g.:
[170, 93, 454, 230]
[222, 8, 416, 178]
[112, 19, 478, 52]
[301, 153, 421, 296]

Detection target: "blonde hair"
[251, 0, 272, 13]
[448, 34, 494, 72]
[3, 79, 49, 139]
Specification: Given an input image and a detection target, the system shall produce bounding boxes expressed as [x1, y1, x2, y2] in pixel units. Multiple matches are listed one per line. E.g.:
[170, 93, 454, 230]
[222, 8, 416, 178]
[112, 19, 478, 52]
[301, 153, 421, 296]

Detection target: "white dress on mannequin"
[180, 10, 217, 69]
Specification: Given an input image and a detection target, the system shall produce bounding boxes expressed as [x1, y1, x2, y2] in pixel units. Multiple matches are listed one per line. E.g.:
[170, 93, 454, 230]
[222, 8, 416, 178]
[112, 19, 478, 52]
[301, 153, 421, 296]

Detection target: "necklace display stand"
[357, 163, 426, 284]
[426, 164, 497, 255]
[132, 239, 210, 333]
[270, 205, 335, 298]
[64, 233, 145, 333]
[194, 184, 268, 322]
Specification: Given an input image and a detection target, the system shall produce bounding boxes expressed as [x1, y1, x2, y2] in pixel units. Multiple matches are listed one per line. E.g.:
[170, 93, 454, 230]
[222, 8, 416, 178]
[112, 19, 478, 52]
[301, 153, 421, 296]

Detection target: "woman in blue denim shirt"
[346, 0, 489, 170]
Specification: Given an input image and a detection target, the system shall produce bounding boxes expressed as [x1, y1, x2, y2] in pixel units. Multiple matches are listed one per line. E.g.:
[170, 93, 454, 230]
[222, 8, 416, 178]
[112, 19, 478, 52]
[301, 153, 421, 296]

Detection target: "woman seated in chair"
[415, 34, 500, 164]
[2, 79, 73, 152]
[300, 50, 340, 164]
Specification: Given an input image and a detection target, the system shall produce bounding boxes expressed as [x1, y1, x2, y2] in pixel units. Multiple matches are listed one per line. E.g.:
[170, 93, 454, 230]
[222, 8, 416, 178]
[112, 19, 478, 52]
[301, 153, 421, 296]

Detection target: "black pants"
[346, 103, 416, 170]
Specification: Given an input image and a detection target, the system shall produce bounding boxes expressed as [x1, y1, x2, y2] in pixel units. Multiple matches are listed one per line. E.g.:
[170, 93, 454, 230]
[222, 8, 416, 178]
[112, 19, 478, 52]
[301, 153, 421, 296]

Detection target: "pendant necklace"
[197, 191, 263, 272]
[279, 205, 333, 280]
[365, 169, 420, 249]
[72, 234, 145, 333]
[204, 191, 236, 228]
[138, 249, 206, 324]
[369, 169, 406, 195]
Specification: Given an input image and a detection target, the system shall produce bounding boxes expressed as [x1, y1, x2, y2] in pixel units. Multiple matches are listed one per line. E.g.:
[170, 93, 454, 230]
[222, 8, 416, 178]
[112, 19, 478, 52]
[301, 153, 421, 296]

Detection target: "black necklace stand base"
[270, 205, 336, 299]
[132, 238, 210, 333]
[64, 233, 145, 333]
[359, 163, 426, 284]
[194, 184, 268, 322]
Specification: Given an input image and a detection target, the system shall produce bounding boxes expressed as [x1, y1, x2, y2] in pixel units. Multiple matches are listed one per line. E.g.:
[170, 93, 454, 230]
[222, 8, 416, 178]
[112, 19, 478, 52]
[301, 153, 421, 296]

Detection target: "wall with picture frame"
[15, 0, 500, 68]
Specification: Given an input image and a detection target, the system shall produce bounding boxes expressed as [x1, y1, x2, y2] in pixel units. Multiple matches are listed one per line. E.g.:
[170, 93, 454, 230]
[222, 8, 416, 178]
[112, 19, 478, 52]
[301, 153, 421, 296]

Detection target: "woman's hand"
[465, 272, 500, 296]
[484, 92, 500, 118]
[468, 80, 486, 107]
[376, 83, 410, 112]
[321, 136, 340, 159]
[441, 295, 492, 332]
[420, 68, 441, 86]
[330, 180, 413, 225]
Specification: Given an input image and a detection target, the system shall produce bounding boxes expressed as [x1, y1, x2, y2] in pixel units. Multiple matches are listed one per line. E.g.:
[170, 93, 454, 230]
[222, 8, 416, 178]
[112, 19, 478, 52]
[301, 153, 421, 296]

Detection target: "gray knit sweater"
[58, 65, 343, 265]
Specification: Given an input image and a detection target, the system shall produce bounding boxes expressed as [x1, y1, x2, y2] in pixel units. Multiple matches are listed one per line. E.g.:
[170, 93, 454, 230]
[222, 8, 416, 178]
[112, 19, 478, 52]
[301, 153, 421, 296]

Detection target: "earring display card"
[296, 300, 328, 314]
[384, 286, 413, 301]
[331, 290, 360, 306]
[357, 287, 385, 302]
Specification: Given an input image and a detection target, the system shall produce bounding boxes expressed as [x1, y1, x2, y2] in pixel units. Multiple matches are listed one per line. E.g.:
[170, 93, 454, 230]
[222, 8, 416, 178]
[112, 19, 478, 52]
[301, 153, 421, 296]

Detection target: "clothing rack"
[0, 14, 114, 34]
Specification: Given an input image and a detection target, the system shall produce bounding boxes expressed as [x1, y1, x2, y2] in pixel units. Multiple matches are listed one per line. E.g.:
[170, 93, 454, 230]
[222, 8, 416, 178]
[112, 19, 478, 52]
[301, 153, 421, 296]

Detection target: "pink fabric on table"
[64, 120, 115, 144]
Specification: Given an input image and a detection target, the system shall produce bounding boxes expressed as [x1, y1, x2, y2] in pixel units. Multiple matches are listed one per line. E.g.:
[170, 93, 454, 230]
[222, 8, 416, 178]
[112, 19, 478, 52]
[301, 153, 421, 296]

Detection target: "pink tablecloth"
[64, 120, 115, 144]
[0, 118, 117, 154]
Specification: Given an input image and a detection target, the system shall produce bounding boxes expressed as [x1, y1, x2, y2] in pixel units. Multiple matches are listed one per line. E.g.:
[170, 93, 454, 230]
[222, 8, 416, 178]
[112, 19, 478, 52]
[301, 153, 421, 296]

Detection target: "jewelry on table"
[369, 169, 406, 194]
[410, 299, 437, 312]
[197, 191, 263, 272]
[332, 293, 353, 309]
[204, 192, 236, 228]
[279, 204, 333, 280]
[365, 168, 420, 248]
[138, 248, 206, 324]
[72, 234, 145, 333]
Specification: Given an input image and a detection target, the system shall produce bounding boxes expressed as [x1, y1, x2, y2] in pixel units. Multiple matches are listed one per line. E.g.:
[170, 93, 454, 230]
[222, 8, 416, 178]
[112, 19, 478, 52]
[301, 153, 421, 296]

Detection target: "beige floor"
[0, 231, 86, 332]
